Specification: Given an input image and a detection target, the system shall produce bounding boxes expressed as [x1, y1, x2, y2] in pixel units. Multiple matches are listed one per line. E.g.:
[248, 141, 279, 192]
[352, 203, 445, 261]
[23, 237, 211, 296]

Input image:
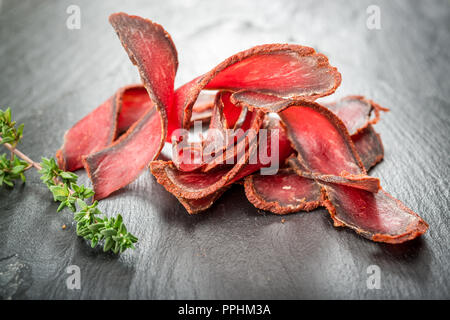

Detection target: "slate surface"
[0, 0, 449, 300]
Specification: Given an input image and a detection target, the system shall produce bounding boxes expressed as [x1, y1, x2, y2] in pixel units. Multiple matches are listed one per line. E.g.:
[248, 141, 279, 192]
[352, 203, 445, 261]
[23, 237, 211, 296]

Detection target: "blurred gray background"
[0, 0, 449, 299]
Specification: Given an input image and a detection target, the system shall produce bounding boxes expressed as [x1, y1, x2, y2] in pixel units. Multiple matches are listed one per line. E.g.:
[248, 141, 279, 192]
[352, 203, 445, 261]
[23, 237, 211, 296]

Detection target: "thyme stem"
[0, 136, 42, 170]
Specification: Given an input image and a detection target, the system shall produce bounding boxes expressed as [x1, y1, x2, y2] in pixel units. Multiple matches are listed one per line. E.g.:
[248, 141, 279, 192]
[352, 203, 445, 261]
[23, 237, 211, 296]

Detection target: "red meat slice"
[352, 125, 384, 171]
[189, 92, 216, 124]
[56, 84, 150, 172]
[172, 91, 257, 172]
[230, 90, 293, 113]
[324, 95, 389, 135]
[275, 100, 426, 242]
[152, 116, 292, 211]
[84, 106, 162, 199]
[322, 184, 428, 243]
[109, 13, 178, 113]
[322, 95, 386, 171]
[243, 97, 385, 215]
[56, 95, 117, 172]
[287, 155, 380, 193]
[279, 100, 380, 192]
[168, 44, 341, 139]
[83, 13, 178, 199]
[175, 188, 230, 214]
[244, 168, 322, 214]
[150, 110, 265, 200]
[116, 85, 154, 134]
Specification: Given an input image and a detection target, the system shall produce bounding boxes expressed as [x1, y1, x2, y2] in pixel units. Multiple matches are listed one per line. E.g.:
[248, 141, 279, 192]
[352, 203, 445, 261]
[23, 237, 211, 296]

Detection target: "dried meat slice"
[232, 117, 294, 181]
[324, 95, 389, 135]
[116, 85, 154, 134]
[84, 107, 162, 199]
[150, 110, 265, 199]
[109, 13, 178, 113]
[83, 13, 178, 199]
[279, 100, 380, 192]
[189, 91, 216, 124]
[202, 107, 262, 172]
[168, 44, 340, 138]
[287, 155, 380, 193]
[243, 117, 384, 215]
[56, 95, 117, 172]
[172, 92, 258, 172]
[244, 168, 322, 214]
[322, 183, 428, 243]
[277, 101, 426, 242]
[231, 90, 295, 113]
[175, 187, 229, 214]
[150, 161, 235, 200]
[352, 125, 384, 171]
[218, 91, 243, 129]
[56, 84, 150, 171]
[324, 96, 386, 171]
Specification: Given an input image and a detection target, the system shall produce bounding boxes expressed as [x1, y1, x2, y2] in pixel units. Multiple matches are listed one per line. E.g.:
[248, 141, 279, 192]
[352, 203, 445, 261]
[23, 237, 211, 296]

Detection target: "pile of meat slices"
[56, 13, 428, 244]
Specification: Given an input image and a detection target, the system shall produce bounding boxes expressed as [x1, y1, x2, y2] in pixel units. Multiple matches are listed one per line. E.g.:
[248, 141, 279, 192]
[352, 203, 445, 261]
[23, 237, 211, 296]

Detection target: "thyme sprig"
[0, 154, 28, 187]
[0, 108, 137, 254]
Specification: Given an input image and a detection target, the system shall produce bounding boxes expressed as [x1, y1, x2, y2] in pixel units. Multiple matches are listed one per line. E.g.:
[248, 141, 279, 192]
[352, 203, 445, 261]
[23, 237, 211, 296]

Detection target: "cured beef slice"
[56, 84, 150, 172]
[322, 95, 386, 171]
[322, 184, 428, 243]
[152, 117, 293, 213]
[168, 44, 341, 136]
[244, 168, 322, 214]
[117, 85, 154, 134]
[352, 125, 384, 171]
[56, 95, 117, 172]
[150, 110, 265, 200]
[278, 101, 426, 242]
[84, 13, 178, 199]
[175, 188, 230, 214]
[324, 95, 388, 135]
[243, 96, 385, 214]
[279, 100, 380, 193]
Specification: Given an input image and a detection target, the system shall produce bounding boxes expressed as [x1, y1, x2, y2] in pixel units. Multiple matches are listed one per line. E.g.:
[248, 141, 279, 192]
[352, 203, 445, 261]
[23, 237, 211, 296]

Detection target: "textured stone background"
[0, 0, 449, 299]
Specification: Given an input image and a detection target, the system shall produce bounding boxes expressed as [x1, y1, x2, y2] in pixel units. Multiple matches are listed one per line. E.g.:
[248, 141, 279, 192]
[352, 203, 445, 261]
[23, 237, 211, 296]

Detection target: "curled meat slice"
[56, 84, 151, 172]
[279, 100, 380, 192]
[84, 13, 178, 199]
[168, 44, 341, 137]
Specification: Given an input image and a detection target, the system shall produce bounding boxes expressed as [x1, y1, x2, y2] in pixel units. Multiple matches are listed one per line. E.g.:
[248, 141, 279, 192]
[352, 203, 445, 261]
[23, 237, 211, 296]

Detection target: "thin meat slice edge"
[287, 155, 380, 193]
[175, 188, 230, 214]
